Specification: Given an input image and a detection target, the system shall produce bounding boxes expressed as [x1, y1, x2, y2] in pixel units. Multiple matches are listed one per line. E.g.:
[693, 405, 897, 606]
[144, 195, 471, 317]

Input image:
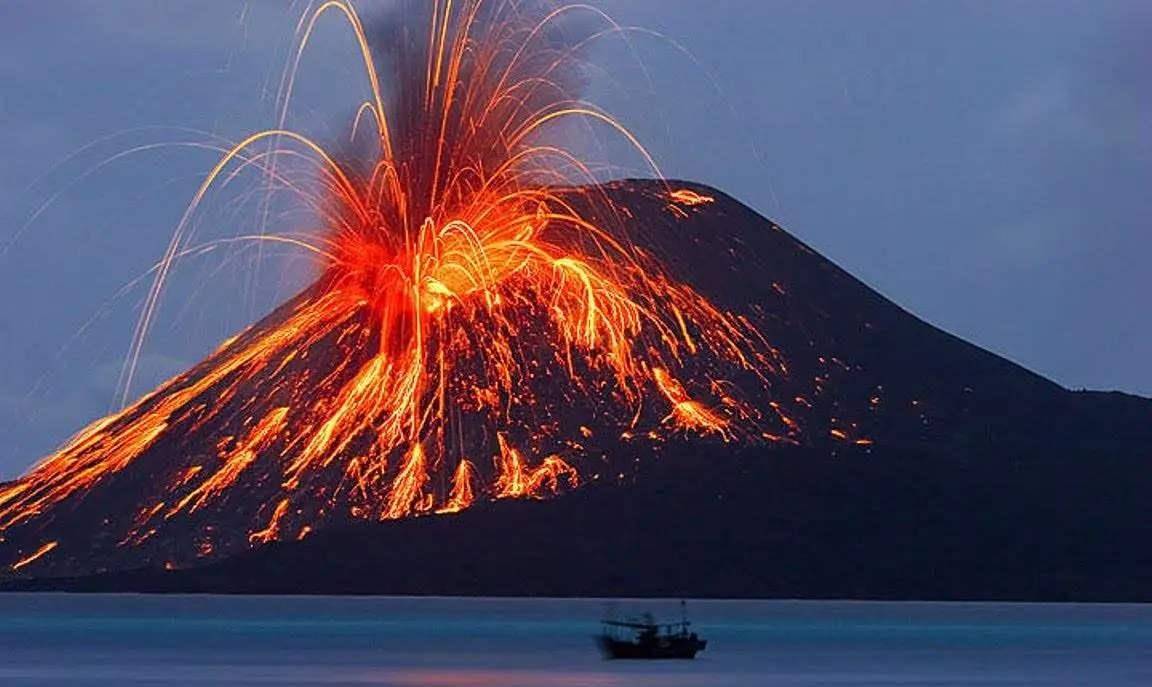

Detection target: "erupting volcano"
[7, 2, 1148, 597]
[0, 1, 844, 577]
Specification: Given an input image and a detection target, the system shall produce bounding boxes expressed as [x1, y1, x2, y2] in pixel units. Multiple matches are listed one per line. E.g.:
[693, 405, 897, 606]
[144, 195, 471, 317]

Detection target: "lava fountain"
[0, 0, 804, 574]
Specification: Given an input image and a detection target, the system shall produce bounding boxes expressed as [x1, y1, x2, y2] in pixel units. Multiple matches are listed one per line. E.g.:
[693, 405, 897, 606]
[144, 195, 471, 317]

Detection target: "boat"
[597, 602, 707, 659]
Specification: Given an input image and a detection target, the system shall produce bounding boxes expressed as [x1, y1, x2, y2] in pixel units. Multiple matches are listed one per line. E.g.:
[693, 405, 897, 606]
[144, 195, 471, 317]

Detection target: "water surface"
[1, 595, 1149, 685]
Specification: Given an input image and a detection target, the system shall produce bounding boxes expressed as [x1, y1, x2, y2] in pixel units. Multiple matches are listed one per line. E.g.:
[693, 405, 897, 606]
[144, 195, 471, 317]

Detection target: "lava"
[11, 541, 57, 572]
[0, 0, 813, 574]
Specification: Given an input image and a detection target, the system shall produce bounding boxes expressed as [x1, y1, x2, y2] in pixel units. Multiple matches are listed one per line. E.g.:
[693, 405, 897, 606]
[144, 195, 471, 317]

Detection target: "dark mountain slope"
[11, 440, 1151, 600]
[4, 179, 1150, 597]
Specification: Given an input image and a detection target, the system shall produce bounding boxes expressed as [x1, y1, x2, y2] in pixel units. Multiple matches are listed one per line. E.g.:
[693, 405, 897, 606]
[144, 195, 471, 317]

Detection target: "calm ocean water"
[0, 594, 1149, 686]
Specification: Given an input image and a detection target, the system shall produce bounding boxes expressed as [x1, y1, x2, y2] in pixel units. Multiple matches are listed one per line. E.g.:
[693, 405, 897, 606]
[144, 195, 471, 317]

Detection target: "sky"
[0, 1, 1148, 478]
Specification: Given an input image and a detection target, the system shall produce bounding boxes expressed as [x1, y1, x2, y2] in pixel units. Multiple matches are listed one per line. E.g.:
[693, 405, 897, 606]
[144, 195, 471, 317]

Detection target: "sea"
[0, 595, 1149, 686]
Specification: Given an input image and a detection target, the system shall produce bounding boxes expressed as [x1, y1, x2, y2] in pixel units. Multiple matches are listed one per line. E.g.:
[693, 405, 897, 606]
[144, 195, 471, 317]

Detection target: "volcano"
[3, 179, 1151, 600]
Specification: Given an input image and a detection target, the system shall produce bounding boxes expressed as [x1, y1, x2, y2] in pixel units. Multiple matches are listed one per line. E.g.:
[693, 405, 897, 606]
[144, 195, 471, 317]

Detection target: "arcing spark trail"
[0, 1, 814, 575]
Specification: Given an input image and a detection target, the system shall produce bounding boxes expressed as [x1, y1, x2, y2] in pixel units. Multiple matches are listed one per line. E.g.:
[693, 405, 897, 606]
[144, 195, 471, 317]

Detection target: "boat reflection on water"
[597, 601, 708, 660]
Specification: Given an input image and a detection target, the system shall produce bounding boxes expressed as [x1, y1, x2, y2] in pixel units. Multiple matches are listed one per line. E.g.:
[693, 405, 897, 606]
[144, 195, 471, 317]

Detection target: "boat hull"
[598, 635, 707, 659]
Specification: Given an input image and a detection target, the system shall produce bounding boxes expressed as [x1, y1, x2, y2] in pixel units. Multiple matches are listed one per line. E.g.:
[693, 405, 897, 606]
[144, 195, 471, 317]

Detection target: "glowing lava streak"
[0, 0, 794, 565]
[11, 541, 57, 571]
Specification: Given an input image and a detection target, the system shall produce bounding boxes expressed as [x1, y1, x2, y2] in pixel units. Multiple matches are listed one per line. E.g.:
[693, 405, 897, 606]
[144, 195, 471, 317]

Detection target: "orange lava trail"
[438, 459, 478, 514]
[11, 541, 58, 571]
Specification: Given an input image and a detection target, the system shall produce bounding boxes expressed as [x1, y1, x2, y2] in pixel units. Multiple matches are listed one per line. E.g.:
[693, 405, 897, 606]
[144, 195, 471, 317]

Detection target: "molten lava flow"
[0, 0, 805, 574]
[493, 434, 579, 499]
[11, 541, 57, 571]
[438, 459, 477, 514]
[173, 407, 290, 516]
[669, 189, 715, 206]
[652, 367, 731, 438]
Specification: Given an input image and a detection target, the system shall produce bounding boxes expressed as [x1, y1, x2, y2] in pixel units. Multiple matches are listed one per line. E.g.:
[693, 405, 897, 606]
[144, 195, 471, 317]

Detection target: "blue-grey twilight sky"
[0, 1, 1149, 477]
